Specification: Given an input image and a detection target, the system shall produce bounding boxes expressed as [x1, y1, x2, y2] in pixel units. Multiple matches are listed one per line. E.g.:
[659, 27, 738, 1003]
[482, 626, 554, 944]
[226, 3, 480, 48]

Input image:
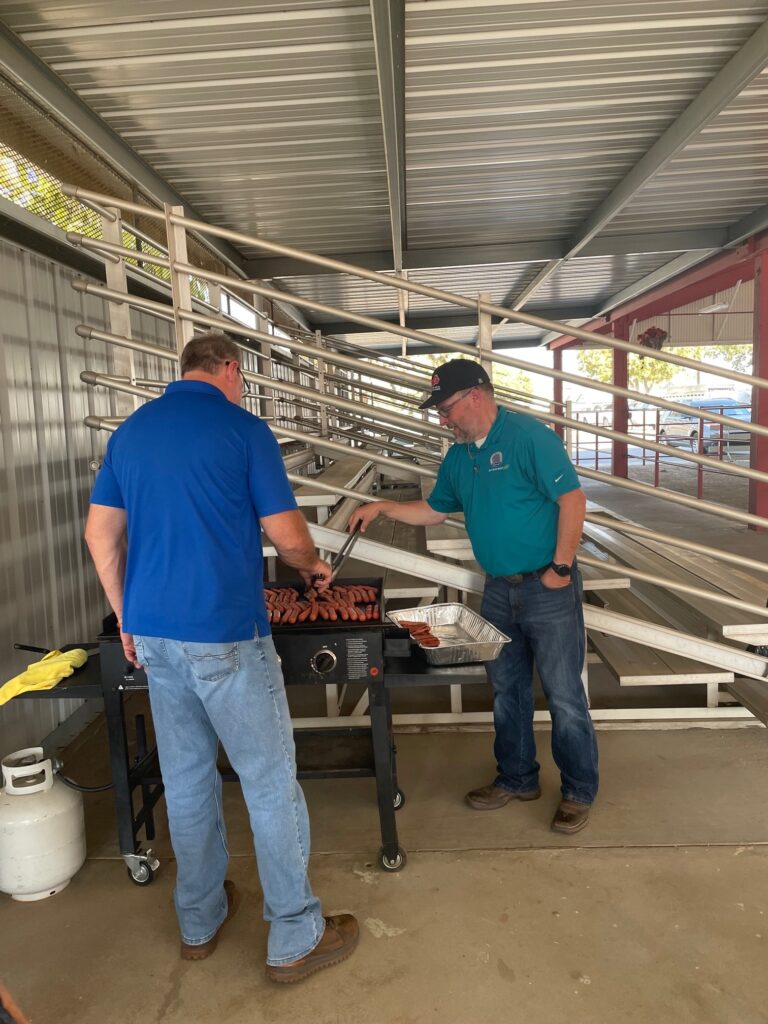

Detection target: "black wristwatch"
[549, 561, 572, 578]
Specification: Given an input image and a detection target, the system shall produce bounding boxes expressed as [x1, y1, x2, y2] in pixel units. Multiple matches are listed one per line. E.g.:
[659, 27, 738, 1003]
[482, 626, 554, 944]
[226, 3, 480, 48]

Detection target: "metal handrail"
[66, 225, 763, 440]
[61, 183, 765, 393]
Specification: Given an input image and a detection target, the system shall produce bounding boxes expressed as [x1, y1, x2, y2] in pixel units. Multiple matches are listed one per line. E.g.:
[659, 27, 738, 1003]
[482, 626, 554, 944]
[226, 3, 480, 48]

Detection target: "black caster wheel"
[379, 845, 407, 872]
[393, 788, 406, 810]
[127, 862, 155, 886]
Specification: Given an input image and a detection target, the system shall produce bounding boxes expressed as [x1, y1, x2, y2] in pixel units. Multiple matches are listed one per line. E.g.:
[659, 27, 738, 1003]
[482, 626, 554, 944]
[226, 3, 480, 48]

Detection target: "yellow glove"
[0, 649, 88, 706]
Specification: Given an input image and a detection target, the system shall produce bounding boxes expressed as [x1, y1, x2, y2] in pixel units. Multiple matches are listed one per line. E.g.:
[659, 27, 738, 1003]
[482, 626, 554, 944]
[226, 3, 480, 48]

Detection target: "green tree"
[492, 362, 533, 398]
[688, 344, 752, 375]
[1, 145, 209, 303]
[576, 349, 677, 393]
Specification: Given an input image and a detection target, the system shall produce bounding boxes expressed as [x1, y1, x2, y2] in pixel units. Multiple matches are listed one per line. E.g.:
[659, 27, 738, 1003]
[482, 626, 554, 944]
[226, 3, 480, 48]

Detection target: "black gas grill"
[94, 592, 408, 884]
[270, 577, 385, 686]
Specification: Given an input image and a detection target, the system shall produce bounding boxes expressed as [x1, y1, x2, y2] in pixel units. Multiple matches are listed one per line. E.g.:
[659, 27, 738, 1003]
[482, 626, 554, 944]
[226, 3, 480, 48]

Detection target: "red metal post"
[749, 251, 768, 527]
[553, 348, 564, 441]
[611, 317, 629, 479]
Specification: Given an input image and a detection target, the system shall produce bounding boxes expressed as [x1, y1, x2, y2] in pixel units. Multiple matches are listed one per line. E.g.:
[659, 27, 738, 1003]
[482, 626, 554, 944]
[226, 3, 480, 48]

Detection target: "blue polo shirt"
[426, 407, 580, 576]
[90, 380, 297, 641]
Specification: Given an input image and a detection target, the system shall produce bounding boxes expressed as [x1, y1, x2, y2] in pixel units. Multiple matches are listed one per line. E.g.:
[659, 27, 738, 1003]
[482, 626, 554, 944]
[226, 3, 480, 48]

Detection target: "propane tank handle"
[2, 748, 53, 795]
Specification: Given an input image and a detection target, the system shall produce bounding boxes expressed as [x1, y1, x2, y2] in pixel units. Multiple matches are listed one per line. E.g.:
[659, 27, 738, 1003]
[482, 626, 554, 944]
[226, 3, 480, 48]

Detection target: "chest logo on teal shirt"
[488, 450, 509, 472]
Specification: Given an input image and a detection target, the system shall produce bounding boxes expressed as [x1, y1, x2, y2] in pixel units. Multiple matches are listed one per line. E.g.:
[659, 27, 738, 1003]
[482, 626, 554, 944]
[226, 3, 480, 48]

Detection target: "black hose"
[58, 774, 113, 793]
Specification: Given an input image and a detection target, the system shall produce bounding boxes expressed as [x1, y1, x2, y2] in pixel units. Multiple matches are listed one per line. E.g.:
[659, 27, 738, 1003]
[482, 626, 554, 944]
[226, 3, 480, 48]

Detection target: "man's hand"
[300, 558, 333, 593]
[539, 568, 572, 590]
[348, 502, 386, 533]
[120, 629, 143, 669]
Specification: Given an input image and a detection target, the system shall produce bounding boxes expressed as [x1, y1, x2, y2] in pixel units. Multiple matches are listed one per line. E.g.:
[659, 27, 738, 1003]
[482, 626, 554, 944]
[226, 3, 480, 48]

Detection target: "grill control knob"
[310, 649, 337, 675]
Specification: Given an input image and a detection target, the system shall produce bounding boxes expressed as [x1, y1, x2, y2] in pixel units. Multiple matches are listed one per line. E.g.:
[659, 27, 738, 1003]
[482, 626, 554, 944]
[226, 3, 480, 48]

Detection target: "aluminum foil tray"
[387, 603, 510, 666]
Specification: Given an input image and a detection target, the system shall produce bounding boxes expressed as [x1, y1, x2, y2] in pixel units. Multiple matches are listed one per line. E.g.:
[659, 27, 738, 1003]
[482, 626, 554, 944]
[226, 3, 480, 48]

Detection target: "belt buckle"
[504, 573, 524, 583]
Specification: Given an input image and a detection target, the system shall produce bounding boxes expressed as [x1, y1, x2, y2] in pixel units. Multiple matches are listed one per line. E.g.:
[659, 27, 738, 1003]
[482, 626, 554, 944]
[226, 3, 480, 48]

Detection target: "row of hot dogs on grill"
[265, 584, 380, 625]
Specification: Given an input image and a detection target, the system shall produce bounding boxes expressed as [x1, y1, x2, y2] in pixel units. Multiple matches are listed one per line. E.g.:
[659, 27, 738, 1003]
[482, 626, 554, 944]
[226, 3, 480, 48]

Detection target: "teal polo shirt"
[426, 407, 580, 576]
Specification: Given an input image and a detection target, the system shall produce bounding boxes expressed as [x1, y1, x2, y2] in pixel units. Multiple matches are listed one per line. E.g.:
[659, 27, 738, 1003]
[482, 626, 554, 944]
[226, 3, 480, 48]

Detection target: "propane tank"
[0, 747, 86, 901]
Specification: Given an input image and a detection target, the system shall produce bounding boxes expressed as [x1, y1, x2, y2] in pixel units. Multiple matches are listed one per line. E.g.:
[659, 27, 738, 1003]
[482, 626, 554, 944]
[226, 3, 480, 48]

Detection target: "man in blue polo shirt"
[350, 359, 598, 834]
[85, 331, 358, 983]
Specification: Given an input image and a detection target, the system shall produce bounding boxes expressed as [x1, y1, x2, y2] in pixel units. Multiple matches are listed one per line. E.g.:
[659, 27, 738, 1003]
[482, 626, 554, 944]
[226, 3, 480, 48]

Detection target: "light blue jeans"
[133, 632, 325, 965]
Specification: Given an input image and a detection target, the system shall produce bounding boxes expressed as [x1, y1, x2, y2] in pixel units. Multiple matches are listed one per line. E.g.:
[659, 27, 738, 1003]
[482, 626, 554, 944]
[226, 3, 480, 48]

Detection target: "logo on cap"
[431, 373, 440, 391]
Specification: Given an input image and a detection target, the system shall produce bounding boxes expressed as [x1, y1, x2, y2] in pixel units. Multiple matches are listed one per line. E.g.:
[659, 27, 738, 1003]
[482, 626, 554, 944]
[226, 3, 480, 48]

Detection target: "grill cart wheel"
[379, 845, 407, 872]
[127, 862, 155, 886]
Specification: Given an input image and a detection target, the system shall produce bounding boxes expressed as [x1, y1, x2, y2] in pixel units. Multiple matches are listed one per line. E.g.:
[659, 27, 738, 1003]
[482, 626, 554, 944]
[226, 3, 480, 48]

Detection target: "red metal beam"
[547, 229, 768, 349]
[611, 318, 629, 480]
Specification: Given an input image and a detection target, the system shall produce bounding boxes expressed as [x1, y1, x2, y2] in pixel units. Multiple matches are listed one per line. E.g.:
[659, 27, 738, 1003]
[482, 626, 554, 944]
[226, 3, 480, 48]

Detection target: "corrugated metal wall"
[0, 238, 176, 754]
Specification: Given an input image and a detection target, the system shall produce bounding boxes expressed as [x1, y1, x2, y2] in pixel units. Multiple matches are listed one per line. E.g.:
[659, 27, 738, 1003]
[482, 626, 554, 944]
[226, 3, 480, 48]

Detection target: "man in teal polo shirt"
[350, 359, 598, 833]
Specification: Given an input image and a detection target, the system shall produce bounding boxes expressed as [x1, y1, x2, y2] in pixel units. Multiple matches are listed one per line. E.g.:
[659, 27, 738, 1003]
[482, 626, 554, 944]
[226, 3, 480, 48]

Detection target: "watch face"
[552, 562, 572, 577]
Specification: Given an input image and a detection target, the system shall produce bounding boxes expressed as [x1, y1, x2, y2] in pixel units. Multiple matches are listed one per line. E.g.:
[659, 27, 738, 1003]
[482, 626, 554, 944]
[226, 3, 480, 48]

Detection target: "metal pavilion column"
[165, 204, 194, 355]
[100, 205, 139, 415]
[750, 251, 768, 527]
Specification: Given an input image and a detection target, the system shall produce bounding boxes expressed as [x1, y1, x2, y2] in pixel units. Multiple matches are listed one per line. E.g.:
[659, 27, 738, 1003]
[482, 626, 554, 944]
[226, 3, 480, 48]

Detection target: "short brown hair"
[180, 330, 240, 376]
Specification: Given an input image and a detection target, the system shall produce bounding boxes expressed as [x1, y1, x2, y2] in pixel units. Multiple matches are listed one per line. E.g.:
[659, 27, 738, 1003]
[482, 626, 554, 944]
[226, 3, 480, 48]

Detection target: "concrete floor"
[5, 467, 768, 1021]
[4, 728, 768, 1024]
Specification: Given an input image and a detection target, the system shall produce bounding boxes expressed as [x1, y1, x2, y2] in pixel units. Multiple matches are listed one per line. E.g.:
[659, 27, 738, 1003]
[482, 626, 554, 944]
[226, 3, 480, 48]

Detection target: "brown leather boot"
[180, 880, 240, 961]
[551, 799, 591, 834]
[465, 782, 541, 810]
[266, 914, 360, 984]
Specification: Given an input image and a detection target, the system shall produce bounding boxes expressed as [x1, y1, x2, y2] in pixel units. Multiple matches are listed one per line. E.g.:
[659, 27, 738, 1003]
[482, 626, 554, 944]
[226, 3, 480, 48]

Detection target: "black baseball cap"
[418, 359, 491, 410]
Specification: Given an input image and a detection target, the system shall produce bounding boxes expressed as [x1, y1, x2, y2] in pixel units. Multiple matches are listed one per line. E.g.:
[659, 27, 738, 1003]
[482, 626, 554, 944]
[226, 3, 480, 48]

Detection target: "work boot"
[181, 880, 240, 960]
[551, 799, 591, 834]
[266, 914, 360, 984]
[465, 782, 541, 810]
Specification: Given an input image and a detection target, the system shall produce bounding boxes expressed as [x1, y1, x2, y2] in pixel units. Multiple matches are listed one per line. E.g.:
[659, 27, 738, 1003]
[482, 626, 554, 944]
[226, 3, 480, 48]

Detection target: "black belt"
[495, 565, 550, 584]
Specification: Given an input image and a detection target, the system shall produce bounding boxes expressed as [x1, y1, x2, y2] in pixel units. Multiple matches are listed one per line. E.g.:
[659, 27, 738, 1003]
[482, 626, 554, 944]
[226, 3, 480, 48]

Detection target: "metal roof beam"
[312, 305, 594, 337]
[341, 336, 545, 355]
[369, 0, 406, 273]
[596, 251, 719, 316]
[0, 22, 248, 277]
[245, 229, 723, 279]
[513, 16, 768, 309]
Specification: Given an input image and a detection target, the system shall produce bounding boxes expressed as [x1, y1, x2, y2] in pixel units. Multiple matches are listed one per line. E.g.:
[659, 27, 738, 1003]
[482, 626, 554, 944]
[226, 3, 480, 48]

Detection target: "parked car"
[657, 398, 751, 453]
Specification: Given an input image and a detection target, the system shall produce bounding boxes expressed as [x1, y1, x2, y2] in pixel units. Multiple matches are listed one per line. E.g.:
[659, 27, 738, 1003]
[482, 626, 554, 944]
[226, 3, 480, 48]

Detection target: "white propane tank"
[0, 747, 86, 901]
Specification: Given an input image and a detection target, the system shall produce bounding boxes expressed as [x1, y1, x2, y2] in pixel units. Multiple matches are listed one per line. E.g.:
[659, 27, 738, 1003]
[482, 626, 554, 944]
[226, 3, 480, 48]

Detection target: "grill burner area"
[268, 577, 385, 685]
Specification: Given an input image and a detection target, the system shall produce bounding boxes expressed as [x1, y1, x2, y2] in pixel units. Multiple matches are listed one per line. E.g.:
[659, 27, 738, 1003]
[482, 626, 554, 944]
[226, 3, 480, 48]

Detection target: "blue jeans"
[133, 632, 325, 965]
[480, 568, 598, 805]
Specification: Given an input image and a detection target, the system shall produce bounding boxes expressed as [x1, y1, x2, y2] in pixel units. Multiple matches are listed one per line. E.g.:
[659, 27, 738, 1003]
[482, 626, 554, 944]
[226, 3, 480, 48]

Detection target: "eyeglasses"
[237, 367, 255, 400]
[435, 387, 476, 419]
[225, 360, 254, 399]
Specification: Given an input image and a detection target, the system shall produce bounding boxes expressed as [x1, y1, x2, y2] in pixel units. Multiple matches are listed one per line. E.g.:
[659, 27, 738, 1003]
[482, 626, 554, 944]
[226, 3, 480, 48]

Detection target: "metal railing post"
[164, 204, 194, 355]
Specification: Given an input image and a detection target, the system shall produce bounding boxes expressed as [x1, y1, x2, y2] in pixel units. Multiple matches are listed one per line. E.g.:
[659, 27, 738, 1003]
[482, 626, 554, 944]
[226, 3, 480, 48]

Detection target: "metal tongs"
[316, 523, 362, 583]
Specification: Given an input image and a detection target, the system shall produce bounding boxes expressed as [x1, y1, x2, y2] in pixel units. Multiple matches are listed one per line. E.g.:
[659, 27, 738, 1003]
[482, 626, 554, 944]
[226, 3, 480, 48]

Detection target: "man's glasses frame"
[225, 360, 255, 400]
[237, 367, 255, 400]
[435, 386, 476, 419]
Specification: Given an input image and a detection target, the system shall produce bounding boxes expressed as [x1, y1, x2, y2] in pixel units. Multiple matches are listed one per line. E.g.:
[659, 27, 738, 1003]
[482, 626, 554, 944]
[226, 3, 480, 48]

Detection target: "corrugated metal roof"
[332, 319, 543, 348]
[607, 66, 768, 232]
[276, 262, 540, 320]
[6, 0, 392, 253]
[2, 0, 768, 334]
[405, 0, 768, 246]
[529, 252, 678, 304]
